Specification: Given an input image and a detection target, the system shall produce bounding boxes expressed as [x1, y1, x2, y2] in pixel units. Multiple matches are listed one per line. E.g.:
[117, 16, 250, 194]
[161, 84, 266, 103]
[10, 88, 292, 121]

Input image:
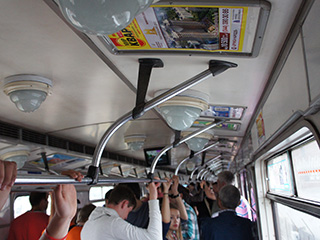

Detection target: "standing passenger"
[81, 183, 162, 240]
[178, 184, 200, 240]
[165, 204, 184, 240]
[201, 185, 254, 240]
[7, 191, 49, 240]
[213, 171, 252, 220]
[66, 203, 96, 240]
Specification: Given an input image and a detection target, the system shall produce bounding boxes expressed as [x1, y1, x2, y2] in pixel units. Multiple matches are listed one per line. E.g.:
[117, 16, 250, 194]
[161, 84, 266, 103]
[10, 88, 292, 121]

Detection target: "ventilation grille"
[0, 122, 20, 139]
[0, 120, 144, 167]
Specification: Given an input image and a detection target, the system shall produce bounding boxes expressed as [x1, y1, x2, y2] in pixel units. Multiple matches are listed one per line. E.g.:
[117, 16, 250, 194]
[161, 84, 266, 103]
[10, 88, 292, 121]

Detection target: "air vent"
[48, 136, 68, 149]
[22, 129, 46, 145]
[0, 121, 20, 139]
[0, 120, 146, 168]
[69, 142, 84, 152]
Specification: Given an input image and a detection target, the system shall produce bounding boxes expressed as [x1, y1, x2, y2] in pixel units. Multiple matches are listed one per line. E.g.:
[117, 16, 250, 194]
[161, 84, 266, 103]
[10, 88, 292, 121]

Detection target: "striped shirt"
[181, 201, 200, 240]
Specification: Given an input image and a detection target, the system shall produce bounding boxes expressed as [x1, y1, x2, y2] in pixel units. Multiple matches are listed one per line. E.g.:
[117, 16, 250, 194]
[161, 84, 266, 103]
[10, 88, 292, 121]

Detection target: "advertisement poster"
[267, 154, 293, 194]
[201, 106, 244, 119]
[29, 154, 89, 170]
[107, 5, 247, 53]
[192, 120, 239, 131]
[255, 110, 266, 145]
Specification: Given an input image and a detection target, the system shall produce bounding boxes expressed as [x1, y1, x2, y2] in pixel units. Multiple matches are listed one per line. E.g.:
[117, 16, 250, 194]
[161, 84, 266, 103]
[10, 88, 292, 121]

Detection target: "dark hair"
[118, 183, 141, 199]
[105, 189, 113, 200]
[29, 192, 47, 207]
[108, 185, 137, 209]
[217, 171, 235, 185]
[219, 185, 241, 209]
[77, 204, 96, 223]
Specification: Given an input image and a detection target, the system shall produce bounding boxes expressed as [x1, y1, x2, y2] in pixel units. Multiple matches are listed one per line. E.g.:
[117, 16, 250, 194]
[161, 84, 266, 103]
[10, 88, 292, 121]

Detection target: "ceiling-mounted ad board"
[201, 105, 246, 120]
[99, 0, 270, 57]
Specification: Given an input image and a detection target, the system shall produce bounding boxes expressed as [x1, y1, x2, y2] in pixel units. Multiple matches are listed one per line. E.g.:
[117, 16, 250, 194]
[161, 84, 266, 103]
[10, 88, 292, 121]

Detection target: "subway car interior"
[0, 0, 320, 239]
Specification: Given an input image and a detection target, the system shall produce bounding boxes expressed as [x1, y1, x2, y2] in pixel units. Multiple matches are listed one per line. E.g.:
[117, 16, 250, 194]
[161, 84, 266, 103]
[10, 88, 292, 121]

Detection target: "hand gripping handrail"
[87, 60, 237, 184]
[174, 141, 220, 175]
[14, 175, 167, 185]
[149, 120, 225, 176]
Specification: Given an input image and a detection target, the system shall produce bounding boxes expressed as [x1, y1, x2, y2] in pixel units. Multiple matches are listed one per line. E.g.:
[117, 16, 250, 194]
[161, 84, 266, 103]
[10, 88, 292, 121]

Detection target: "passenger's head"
[169, 204, 181, 231]
[217, 171, 235, 190]
[118, 182, 141, 200]
[77, 204, 96, 224]
[218, 185, 241, 210]
[107, 185, 137, 219]
[188, 182, 196, 192]
[212, 182, 218, 194]
[29, 192, 48, 211]
[104, 189, 113, 205]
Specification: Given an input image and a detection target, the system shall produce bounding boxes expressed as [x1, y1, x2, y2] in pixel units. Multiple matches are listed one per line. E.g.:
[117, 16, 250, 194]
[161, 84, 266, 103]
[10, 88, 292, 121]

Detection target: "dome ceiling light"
[154, 89, 209, 131]
[182, 130, 213, 152]
[57, 0, 155, 35]
[2, 74, 52, 112]
[124, 135, 146, 151]
[0, 145, 30, 169]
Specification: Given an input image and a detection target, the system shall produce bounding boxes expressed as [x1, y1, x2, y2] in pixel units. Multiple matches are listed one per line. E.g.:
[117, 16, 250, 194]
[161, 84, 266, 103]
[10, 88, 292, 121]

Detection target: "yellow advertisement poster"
[107, 5, 248, 52]
[255, 110, 266, 145]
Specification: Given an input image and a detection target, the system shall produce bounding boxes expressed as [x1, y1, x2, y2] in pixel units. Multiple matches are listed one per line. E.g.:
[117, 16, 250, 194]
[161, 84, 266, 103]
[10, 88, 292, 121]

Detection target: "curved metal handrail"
[89, 60, 237, 183]
[150, 120, 225, 174]
[174, 141, 220, 175]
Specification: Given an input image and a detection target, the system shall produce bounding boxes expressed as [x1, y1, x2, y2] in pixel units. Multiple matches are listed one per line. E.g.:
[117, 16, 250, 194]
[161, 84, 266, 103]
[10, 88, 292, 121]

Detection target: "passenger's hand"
[53, 184, 77, 220]
[162, 177, 172, 194]
[40, 184, 77, 240]
[0, 160, 17, 210]
[0, 160, 17, 191]
[61, 170, 84, 182]
[171, 175, 179, 195]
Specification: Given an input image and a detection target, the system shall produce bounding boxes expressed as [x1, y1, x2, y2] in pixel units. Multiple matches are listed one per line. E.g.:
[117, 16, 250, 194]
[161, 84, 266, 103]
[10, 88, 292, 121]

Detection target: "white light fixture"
[182, 130, 213, 152]
[154, 89, 209, 131]
[57, 0, 154, 35]
[124, 135, 146, 151]
[2, 74, 52, 112]
[0, 145, 30, 169]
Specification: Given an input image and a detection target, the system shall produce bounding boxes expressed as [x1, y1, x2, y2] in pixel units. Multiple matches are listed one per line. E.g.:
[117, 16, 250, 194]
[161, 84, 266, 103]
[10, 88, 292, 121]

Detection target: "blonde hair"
[166, 204, 183, 240]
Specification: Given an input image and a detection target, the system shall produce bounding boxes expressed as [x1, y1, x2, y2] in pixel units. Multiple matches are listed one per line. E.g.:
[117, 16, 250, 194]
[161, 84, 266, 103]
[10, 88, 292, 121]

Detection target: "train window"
[89, 186, 113, 206]
[273, 202, 320, 239]
[14, 195, 51, 218]
[267, 152, 294, 196]
[291, 140, 320, 202]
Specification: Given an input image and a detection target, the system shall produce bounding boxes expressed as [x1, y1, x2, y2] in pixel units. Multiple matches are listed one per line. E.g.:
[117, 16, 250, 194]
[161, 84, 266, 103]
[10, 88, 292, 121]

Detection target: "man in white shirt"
[81, 182, 162, 240]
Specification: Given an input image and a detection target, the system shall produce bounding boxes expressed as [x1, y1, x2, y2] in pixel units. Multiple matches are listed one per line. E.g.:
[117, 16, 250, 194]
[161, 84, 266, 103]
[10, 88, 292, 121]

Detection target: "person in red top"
[66, 203, 96, 240]
[7, 191, 49, 240]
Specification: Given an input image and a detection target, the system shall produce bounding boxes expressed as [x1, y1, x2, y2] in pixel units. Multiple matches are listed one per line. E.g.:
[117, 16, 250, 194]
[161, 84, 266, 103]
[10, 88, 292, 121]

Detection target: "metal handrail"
[150, 120, 225, 174]
[174, 141, 220, 175]
[89, 61, 237, 183]
[15, 174, 167, 185]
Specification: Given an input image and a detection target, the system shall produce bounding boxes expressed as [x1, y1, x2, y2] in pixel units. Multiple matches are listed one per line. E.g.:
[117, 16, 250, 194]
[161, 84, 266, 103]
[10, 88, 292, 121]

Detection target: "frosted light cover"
[186, 137, 209, 152]
[9, 90, 47, 112]
[158, 105, 202, 131]
[6, 155, 28, 169]
[58, 0, 154, 35]
[128, 141, 145, 151]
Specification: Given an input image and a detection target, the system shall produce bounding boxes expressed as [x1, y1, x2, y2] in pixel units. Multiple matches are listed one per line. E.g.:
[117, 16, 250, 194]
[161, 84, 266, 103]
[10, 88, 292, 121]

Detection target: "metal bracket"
[132, 58, 164, 119]
[209, 60, 237, 76]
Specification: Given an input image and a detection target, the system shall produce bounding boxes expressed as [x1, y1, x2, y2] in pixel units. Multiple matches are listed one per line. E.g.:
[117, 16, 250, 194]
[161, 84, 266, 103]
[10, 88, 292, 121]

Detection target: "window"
[14, 194, 51, 218]
[89, 186, 113, 206]
[291, 140, 320, 202]
[274, 203, 320, 239]
[267, 152, 294, 196]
